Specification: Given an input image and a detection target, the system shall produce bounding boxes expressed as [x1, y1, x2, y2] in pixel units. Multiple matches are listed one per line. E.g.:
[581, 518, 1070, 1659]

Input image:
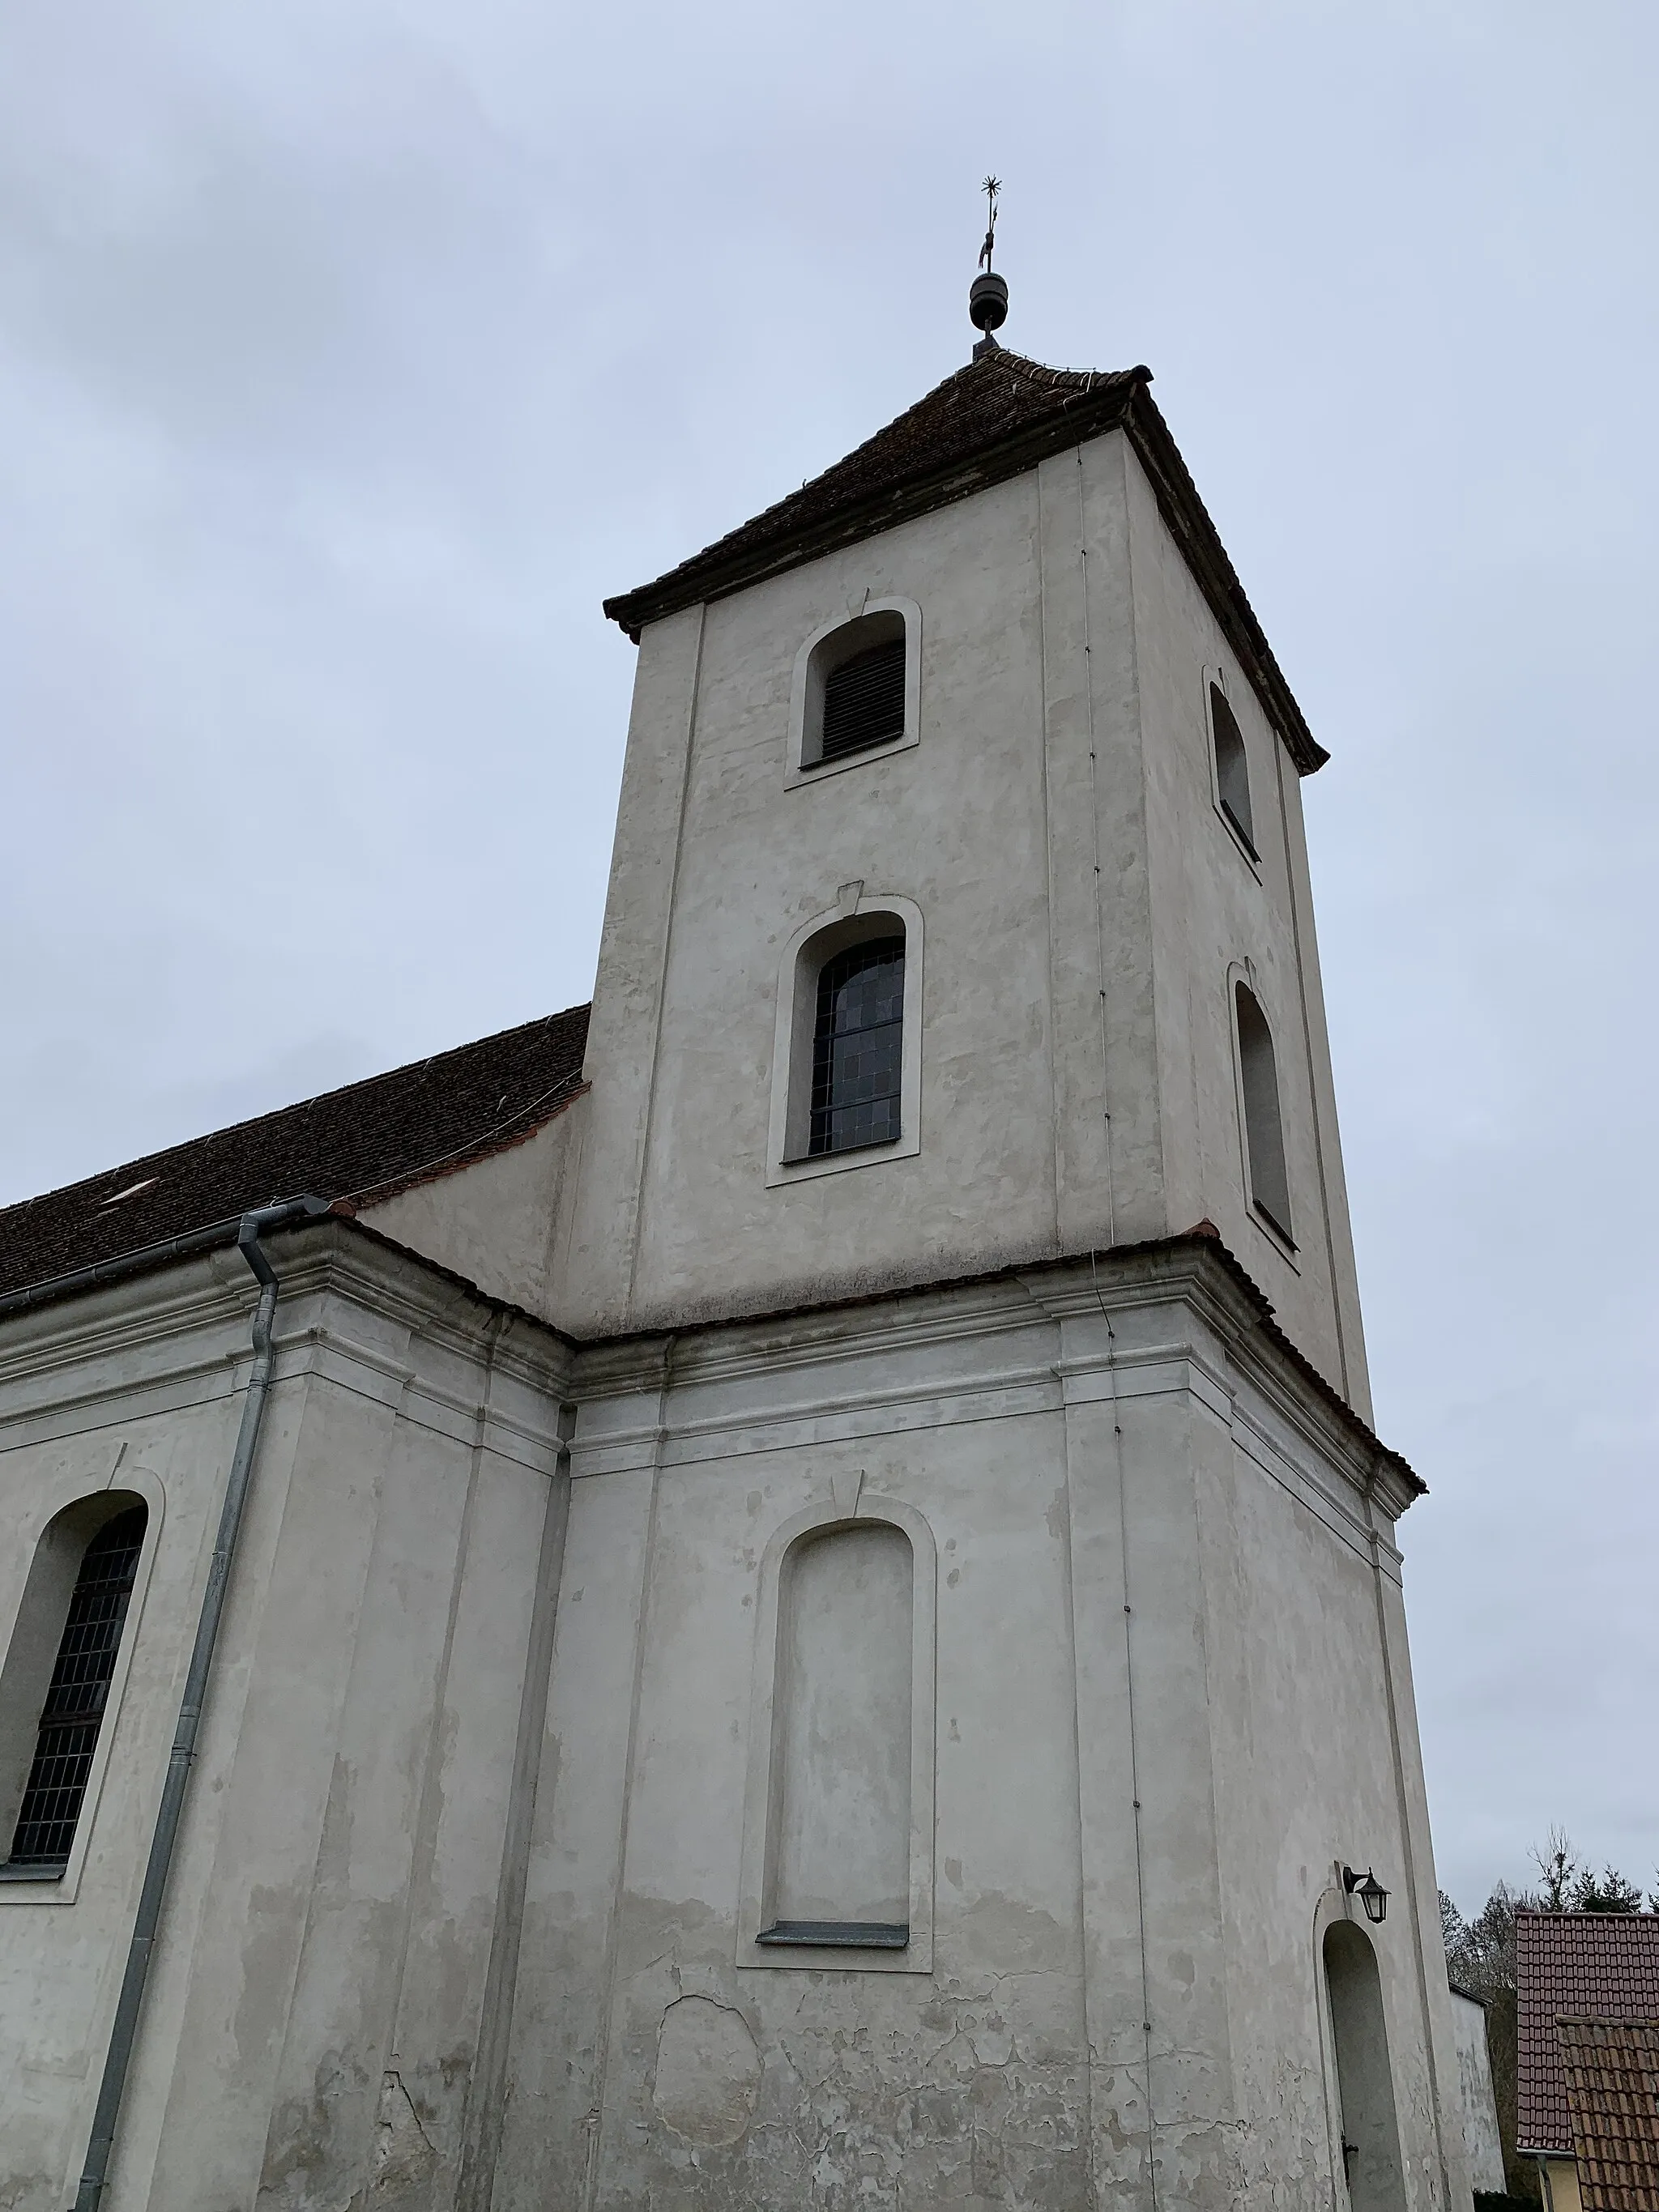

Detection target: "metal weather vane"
[968, 176, 1010, 352]
[979, 176, 1001, 272]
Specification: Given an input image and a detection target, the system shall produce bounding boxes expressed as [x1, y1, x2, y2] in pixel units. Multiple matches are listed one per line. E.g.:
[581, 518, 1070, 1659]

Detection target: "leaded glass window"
[6, 1505, 146, 1867]
[809, 938, 905, 1157]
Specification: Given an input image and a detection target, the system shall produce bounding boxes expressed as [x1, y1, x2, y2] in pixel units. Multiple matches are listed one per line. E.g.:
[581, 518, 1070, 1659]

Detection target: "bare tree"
[1531, 1827, 1580, 1912]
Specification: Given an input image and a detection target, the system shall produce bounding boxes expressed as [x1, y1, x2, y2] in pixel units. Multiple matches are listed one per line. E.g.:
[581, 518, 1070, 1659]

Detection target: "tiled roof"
[1517, 1913, 1659, 2153]
[0, 1005, 591, 1305]
[1558, 2018, 1659, 2212]
[603, 347, 1326, 775]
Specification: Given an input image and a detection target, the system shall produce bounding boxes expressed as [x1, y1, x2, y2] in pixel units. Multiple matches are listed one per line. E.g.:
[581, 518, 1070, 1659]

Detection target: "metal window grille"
[7, 1505, 147, 1867]
[809, 939, 904, 1157]
[818, 637, 906, 764]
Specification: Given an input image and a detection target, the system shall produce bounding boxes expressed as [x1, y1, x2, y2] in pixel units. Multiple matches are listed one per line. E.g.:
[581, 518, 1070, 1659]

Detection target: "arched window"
[1211, 684, 1256, 855]
[769, 897, 922, 1182]
[2, 1501, 147, 1870]
[1235, 980, 1293, 1242]
[798, 607, 914, 773]
[1324, 1920, 1405, 2212]
[810, 936, 905, 1157]
[760, 1521, 914, 1946]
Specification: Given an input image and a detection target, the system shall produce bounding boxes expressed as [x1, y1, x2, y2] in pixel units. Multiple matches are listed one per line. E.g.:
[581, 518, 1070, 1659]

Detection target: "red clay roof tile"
[1557, 2017, 1659, 2212]
[1517, 1913, 1659, 2154]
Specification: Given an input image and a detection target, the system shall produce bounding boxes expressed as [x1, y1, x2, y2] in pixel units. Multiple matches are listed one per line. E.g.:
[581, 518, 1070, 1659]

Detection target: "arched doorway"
[1324, 1919, 1405, 2212]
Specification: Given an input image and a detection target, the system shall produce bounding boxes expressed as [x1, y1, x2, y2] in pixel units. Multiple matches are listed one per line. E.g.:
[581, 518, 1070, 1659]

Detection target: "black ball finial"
[969, 271, 1009, 335]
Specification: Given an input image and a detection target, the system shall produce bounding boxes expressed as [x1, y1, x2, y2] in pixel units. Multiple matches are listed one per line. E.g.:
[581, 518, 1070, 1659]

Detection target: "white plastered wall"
[360, 1103, 585, 1322]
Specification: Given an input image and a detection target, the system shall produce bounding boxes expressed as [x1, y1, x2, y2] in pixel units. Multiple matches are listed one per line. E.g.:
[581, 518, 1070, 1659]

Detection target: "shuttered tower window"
[6, 1505, 147, 1867]
[809, 937, 905, 1156]
[819, 637, 906, 765]
[1211, 684, 1256, 855]
[1235, 982, 1293, 1243]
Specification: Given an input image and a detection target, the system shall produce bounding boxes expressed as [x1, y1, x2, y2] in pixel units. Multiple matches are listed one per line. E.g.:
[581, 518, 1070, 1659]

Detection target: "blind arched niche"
[738, 1493, 936, 1971]
[764, 1522, 913, 1945]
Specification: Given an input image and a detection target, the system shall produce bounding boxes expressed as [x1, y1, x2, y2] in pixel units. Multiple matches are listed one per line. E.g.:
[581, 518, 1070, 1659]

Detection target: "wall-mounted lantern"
[1343, 1865, 1389, 1924]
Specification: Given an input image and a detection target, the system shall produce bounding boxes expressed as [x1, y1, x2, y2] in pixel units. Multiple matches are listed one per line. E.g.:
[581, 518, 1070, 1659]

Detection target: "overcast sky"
[2, 0, 1655, 1914]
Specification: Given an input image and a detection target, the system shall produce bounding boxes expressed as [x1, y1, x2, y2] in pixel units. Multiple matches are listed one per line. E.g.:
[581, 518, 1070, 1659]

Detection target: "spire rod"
[969, 176, 1009, 356]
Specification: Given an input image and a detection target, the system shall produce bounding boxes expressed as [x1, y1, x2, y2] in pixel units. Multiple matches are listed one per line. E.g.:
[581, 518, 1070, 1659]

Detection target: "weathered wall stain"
[365, 2069, 439, 2197]
[652, 1997, 763, 2148]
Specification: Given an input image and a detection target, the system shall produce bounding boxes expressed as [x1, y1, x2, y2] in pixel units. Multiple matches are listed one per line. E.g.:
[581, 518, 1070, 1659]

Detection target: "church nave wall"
[0, 1227, 569, 2212]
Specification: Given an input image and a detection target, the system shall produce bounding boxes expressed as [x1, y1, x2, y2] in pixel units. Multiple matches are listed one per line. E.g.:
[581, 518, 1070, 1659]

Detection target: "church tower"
[557, 322, 1368, 1423]
[495, 276, 1469, 2210]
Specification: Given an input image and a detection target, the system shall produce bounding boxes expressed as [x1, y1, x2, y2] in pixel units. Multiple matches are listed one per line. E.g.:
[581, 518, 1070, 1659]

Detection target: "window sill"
[1219, 800, 1260, 864]
[0, 1861, 68, 1884]
[1215, 797, 1264, 880]
[783, 1132, 900, 1168]
[767, 1129, 915, 1188]
[757, 1920, 908, 1950]
[784, 727, 918, 790]
[1251, 1197, 1299, 1265]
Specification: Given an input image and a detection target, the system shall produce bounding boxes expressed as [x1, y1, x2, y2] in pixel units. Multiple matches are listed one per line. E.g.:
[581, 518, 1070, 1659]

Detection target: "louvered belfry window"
[1235, 983, 1293, 1244]
[809, 937, 905, 1156]
[1210, 684, 1256, 854]
[7, 1505, 147, 1867]
[818, 637, 906, 764]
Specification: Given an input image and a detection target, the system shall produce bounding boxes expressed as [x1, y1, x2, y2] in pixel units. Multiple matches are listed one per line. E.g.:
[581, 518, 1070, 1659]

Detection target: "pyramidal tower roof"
[603, 347, 1325, 774]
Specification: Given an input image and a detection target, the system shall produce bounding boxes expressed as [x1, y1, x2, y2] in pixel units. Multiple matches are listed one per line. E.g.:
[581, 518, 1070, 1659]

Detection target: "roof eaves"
[1119, 389, 1328, 775]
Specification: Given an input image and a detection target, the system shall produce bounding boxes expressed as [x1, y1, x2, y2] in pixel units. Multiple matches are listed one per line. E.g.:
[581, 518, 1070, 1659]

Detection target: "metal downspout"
[70, 1195, 327, 2212]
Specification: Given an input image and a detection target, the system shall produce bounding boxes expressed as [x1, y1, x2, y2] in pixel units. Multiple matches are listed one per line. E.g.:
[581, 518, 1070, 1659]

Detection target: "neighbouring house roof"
[1517, 1912, 1659, 2154]
[1556, 2018, 1659, 2212]
[602, 347, 1327, 776]
[0, 1005, 591, 1303]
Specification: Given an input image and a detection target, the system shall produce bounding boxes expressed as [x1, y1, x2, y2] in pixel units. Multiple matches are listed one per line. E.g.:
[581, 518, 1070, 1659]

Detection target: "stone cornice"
[0, 1220, 574, 1419]
[1018, 1236, 1422, 1509]
[570, 1235, 1420, 1513]
[0, 1220, 1415, 1516]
